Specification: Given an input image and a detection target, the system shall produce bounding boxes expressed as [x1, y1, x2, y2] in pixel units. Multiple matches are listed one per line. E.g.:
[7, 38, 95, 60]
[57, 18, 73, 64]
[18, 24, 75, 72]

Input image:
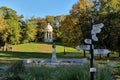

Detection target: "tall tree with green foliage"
[69, 0, 94, 57]
[88, 0, 120, 57]
[45, 16, 54, 24]
[21, 20, 37, 43]
[0, 12, 6, 31]
[52, 15, 66, 42]
[0, 6, 21, 44]
[60, 15, 82, 47]
[36, 18, 47, 42]
[0, 11, 7, 46]
[95, 0, 120, 49]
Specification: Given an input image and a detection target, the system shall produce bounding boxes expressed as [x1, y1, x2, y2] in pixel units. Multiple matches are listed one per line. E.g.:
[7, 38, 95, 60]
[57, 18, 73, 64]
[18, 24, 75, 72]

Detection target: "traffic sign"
[76, 45, 90, 50]
[84, 39, 91, 44]
[94, 49, 110, 54]
[92, 34, 98, 41]
[92, 23, 104, 29]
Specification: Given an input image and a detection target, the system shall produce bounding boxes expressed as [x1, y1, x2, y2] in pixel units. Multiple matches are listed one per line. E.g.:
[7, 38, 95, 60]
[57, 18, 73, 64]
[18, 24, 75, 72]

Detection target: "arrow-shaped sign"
[76, 45, 90, 50]
[84, 39, 91, 44]
[92, 34, 98, 41]
[94, 49, 110, 54]
[91, 28, 101, 34]
[91, 23, 104, 34]
[92, 23, 104, 29]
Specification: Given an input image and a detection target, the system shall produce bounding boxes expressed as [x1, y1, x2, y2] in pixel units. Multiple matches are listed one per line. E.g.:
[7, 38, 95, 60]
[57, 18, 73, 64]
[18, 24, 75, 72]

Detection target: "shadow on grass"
[1, 51, 120, 59]
[0, 51, 51, 59]
[1, 51, 120, 66]
[0, 51, 85, 66]
[0, 51, 84, 59]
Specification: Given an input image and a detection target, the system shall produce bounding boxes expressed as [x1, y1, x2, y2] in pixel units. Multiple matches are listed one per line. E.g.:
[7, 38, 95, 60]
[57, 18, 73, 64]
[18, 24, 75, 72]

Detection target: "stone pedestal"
[51, 43, 57, 62]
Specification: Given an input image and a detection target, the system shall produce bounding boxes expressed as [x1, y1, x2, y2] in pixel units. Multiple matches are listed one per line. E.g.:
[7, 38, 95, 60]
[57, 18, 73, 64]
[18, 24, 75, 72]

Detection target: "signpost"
[76, 45, 90, 50]
[84, 39, 91, 44]
[92, 34, 98, 41]
[90, 17, 94, 80]
[91, 28, 101, 34]
[76, 18, 109, 80]
[94, 49, 110, 54]
[92, 23, 104, 29]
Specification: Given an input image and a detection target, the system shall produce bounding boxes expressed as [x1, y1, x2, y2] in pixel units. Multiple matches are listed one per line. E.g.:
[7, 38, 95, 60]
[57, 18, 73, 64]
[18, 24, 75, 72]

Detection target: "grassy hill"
[11, 42, 81, 53]
[0, 42, 84, 65]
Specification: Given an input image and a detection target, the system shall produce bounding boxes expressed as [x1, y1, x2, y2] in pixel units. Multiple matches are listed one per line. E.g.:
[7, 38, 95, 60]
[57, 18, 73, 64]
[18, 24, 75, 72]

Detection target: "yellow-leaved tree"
[79, 0, 94, 11]
[0, 13, 6, 31]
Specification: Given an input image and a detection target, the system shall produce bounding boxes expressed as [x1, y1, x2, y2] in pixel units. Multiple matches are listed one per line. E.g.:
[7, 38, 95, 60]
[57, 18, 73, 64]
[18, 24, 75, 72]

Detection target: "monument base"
[44, 39, 53, 42]
[51, 57, 57, 62]
[51, 48, 57, 62]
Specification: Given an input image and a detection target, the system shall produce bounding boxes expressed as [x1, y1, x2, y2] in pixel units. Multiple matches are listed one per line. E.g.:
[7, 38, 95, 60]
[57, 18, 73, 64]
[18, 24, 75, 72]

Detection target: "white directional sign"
[76, 45, 90, 50]
[92, 34, 98, 41]
[92, 23, 104, 29]
[91, 28, 101, 34]
[84, 39, 91, 44]
[94, 49, 110, 54]
[91, 23, 104, 34]
[90, 68, 96, 72]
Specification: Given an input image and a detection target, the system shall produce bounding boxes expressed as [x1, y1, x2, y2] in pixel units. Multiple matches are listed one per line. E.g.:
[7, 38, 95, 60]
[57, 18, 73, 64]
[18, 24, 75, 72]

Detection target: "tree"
[0, 11, 7, 50]
[0, 6, 21, 44]
[69, 0, 120, 57]
[69, 0, 94, 57]
[36, 18, 47, 42]
[53, 15, 66, 28]
[6, 19, 20, 44]
[0, 12, 6, 31]
[52, 15, 66, 42]
[21, 20, 37, 43]
[45, 16, 54, 24]
[60, 15, 82, 47]
[79, 0, 94, 12]
[91, 0, 120, 57]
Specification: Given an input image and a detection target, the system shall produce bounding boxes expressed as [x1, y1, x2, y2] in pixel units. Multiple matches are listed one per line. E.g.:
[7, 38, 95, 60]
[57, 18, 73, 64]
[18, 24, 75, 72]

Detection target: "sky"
[0, 0, 79, 19]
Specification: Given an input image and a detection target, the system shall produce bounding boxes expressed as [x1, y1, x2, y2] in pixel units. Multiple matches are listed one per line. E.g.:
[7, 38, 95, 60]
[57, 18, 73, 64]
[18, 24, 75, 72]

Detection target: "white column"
[51, 43, 57, 62]
[47, 32, 49, 41]
[45, 32, 47, 42]
[51, 32, 53, 42]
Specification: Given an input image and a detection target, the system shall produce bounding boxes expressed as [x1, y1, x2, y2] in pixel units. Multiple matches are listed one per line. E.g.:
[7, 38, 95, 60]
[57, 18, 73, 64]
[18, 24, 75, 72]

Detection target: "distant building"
[44, 23, 53, 42]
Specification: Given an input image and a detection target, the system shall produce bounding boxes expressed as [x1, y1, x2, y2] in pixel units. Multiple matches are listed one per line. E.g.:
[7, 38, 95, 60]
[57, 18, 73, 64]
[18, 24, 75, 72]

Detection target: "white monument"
[51, 43, 57, 62]
[44, 23, 53, 42]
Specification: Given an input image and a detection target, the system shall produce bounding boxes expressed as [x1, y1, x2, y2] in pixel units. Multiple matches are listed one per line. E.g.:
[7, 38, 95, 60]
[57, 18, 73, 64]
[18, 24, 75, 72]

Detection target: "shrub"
[5, 60, 25, 80]
[20, 63, 115, 80]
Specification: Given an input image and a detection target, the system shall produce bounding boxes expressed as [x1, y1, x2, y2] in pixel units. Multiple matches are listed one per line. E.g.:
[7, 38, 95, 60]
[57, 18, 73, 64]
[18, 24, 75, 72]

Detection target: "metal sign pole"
[90, 17, 94, 80]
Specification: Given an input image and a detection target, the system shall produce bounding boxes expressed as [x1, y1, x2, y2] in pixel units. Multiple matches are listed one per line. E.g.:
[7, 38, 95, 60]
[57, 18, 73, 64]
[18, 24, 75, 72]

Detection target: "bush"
[19, 64, 115, 80]
[5, 60, 25, 80]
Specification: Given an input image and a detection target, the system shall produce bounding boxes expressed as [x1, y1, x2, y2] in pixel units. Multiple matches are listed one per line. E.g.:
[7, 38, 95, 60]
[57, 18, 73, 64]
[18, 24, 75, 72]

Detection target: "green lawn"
[0, 42, 85, 65]
[0, 43, 120, 79]
[11, 42, 81, 53]
[0, 42, 120, 66]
